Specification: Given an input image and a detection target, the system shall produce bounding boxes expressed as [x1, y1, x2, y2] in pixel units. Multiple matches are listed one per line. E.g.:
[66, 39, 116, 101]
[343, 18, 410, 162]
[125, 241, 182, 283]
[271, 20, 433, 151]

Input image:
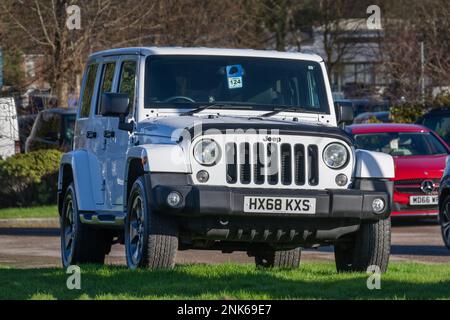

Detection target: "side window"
[118, 61, 137, 111]
[80, 64, 98, 118]
[96, 62, 116, 114]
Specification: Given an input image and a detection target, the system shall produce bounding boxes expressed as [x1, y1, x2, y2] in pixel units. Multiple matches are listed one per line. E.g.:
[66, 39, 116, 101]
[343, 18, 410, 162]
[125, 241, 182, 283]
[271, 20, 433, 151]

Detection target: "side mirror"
[101, 92, 129, 117]
[335, 102, 354, 126]
[101, 92, 134, 132]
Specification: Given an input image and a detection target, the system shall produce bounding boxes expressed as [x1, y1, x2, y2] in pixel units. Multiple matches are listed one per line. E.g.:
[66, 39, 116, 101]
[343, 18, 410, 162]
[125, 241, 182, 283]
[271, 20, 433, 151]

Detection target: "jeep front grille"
[225, 142, 319, 187]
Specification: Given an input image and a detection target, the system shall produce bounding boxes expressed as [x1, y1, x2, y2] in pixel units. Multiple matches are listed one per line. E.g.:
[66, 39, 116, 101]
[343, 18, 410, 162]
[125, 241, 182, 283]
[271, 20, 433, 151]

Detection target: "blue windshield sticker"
[226, 64, 243, 89]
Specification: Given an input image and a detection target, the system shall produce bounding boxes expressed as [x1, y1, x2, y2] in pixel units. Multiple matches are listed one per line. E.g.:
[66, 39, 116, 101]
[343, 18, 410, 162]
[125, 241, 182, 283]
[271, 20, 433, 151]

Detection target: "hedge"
[0, 149, 63, 208]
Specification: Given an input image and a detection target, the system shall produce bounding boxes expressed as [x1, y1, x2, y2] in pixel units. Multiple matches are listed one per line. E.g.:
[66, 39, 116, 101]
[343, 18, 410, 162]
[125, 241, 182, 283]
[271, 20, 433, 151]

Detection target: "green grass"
[0, 205, 58, 219]
[1, 262, 450, 300]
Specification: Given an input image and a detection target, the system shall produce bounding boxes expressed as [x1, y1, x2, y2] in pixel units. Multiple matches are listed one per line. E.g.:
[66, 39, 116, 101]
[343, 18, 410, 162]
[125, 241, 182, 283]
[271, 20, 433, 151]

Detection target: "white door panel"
[104, 56, 138, 208]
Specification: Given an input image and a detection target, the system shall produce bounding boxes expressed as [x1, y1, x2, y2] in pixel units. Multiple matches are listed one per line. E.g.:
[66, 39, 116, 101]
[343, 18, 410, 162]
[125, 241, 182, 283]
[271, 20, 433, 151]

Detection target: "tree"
[0, 0, 254, 106]
[379, 0, 450, 104]
[1, 48, 25, 90]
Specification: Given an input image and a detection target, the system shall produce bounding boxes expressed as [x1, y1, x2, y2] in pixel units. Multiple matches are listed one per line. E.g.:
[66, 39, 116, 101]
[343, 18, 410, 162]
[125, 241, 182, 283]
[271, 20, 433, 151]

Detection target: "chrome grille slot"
[307, 145, 319, 186]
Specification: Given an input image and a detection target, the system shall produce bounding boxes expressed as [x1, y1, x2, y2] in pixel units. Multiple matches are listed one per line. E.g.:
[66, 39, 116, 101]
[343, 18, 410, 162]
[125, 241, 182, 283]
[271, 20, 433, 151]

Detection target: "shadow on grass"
[1, 263, 450, 300]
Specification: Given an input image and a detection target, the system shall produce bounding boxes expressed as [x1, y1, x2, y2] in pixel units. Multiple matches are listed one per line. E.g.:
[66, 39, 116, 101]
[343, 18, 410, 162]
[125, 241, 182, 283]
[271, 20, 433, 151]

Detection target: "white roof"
[89, 47, 323, 62]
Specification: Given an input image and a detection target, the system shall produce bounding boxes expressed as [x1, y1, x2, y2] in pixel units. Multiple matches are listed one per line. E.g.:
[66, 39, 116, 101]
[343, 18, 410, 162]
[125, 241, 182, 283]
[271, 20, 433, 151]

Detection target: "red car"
[347, 124, 450, 217]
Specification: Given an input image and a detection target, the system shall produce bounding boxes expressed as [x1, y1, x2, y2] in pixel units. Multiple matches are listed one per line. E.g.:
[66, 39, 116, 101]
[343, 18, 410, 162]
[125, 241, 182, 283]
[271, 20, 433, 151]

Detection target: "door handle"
[86, 131, 97, 139]
[104, 130, 115, 138]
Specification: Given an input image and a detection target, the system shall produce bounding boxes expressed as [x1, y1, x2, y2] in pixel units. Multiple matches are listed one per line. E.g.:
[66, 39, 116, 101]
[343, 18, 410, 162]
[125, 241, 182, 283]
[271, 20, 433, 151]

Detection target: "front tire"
[60, 183, 109, 267]
[254, 248, 301, 269]
[439, 196, 450, 249]
[125, 176, 178, 269]
[334, 218, 391, 273]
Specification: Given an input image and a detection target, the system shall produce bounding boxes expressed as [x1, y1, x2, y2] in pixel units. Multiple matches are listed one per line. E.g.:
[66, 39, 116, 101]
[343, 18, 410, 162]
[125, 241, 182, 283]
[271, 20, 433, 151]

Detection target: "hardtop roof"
[88, 47, 324, 63]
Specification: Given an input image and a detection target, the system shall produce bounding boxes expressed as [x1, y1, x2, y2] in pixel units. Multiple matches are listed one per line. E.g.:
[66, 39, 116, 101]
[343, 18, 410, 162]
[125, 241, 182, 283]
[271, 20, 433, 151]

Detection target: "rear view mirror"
[335, 102, 354, 126]
[101, 93, 129, 117]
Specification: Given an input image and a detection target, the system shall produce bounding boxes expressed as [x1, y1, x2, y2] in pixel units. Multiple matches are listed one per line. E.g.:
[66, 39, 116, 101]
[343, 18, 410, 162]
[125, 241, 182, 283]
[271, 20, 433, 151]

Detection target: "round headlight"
[323, 143, 349, 169]
[193, 139, 221, 166]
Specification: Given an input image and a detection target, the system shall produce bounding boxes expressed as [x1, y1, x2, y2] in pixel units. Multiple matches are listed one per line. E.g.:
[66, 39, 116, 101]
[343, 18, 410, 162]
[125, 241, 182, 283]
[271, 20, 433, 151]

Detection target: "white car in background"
[0, 97, 20, 159]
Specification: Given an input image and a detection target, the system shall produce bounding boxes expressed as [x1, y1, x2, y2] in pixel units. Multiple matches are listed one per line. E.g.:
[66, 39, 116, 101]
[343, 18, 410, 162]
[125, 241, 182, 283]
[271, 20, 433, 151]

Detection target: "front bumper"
[392, 201, 438, 217]
[392, 192, 439, 217]
[151, 184, 391, 221]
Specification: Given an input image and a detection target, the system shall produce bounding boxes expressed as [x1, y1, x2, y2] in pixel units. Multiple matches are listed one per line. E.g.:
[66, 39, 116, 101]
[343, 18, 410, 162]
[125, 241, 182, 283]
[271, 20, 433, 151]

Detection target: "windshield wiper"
[260, 106, 314, 118]
[180, 103, 252, 116]
[180, 103, 226, 116]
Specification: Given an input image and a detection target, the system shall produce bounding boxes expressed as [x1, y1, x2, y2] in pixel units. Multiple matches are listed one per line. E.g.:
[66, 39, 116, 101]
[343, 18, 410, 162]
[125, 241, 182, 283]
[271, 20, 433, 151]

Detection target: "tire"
[125, 176, 178, 269]
[439, 196, 450, 249]
[254, 247, 301, 269]
[334, 218, 391, 273]
[60, 183, 109, 267]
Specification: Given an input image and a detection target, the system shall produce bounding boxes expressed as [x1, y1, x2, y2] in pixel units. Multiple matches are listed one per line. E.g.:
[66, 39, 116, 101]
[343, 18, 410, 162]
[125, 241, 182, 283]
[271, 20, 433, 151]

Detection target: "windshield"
[144, 55, 329, 113]
[422, 115, 450, 145]
[354, 132, 448, 156]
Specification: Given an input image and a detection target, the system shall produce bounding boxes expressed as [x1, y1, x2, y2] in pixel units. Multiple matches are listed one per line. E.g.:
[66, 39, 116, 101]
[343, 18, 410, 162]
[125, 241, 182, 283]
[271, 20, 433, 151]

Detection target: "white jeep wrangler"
[58, 47, 395, 272]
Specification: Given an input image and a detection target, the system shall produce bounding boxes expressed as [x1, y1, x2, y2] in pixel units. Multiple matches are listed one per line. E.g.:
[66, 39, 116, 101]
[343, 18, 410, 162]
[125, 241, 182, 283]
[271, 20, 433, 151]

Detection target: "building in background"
[301, 19, 386, 99]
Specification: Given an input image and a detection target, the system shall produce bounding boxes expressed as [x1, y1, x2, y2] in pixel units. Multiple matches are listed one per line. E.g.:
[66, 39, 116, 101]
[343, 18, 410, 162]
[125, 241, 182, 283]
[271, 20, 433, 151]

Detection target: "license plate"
[409, 195, 438, 205]
[244, 196, 316, 214]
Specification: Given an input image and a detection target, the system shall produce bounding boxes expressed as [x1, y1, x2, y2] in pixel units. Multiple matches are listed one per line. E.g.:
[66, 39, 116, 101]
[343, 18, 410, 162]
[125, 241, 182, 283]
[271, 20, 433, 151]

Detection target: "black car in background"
[417, 107, 450, 146]
[25, 108, 76, 153]
[334, 99, 390, 117]
[353, 111, 391, 124]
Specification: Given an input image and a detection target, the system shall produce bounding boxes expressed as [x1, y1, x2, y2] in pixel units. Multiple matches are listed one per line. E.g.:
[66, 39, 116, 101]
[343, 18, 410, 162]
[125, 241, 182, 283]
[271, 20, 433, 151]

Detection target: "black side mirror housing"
[335, 102, 354, 126]
[101, 93, 134, 132]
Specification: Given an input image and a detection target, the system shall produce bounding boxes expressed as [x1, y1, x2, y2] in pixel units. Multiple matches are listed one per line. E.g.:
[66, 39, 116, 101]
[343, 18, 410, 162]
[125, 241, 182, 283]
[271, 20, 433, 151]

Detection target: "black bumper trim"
[151, 185, 390, 220]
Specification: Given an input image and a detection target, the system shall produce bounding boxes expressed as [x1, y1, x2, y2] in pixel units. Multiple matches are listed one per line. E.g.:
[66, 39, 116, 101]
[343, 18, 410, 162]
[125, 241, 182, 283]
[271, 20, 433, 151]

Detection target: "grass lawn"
[1, 262, 449, 300]
[0, 205, 58, 219]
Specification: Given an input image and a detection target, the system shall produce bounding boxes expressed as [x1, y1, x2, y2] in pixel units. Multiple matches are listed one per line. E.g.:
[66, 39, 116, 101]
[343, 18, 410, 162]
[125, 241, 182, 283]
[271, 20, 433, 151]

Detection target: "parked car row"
[0, 96, 76, 157]
[25, 108, 76, 153]
[417, 107, 450, 146]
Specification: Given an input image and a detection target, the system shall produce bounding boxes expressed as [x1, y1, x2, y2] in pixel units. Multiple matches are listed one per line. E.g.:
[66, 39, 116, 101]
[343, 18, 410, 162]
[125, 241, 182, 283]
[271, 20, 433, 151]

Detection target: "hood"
[393, 154, 447, 180]
[137, 115, 351, 144]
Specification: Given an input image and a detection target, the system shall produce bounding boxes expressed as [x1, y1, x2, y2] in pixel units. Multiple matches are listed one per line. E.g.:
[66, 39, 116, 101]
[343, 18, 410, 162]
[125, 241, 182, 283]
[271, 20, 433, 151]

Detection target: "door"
[104, 57, 139, 208]
[75, 63, 105, 206]
[93, 58, 119, 209]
